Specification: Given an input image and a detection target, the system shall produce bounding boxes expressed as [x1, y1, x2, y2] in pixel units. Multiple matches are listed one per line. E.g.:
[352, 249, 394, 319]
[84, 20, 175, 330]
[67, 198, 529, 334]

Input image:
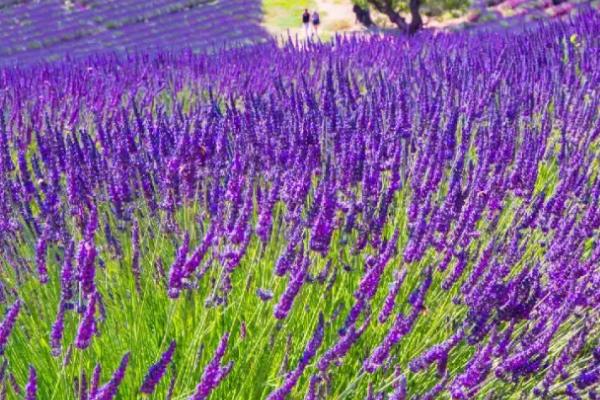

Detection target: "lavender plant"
[0, 7, 597, 399]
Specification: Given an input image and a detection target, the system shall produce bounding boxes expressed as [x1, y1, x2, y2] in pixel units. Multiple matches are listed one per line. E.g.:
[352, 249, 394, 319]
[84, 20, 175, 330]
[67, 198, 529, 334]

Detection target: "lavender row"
[0, 0, 267, 65]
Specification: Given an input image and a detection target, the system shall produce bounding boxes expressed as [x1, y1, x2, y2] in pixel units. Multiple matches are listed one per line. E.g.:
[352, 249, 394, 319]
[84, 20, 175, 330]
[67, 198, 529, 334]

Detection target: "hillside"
[1, 0, 599, 65]
[0, 0, 268, 65]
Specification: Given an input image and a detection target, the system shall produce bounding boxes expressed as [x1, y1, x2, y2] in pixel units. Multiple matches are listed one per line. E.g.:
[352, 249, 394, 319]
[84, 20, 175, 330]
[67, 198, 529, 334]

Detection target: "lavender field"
[0, 0, 268, 66]
[0, 3, 598, 400]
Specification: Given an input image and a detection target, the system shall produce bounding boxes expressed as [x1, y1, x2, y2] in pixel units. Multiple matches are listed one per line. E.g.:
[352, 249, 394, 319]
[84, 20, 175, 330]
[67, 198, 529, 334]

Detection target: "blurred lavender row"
[0, 0, 268, 66]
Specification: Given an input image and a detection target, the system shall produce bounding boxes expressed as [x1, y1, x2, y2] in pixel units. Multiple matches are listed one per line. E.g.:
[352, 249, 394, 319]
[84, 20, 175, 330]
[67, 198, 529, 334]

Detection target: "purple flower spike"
[79, 371, 88, 400]
[379, 268, 408, 324]
[89, 364, 102, 399]
[318, 317, 370, 373]
[409, 329, 464, 374]
[183, 224, 215, 277]
[168, 233, 190, 299]
[355, 230, 399, 301]
[189, 333, 233, 400]
[304, 375, 321, 400]
[140, 340, 176, 394]
[84, 205, 99, 243]
[92, 352, 130, 400]
[75, 293, 97, 350]
[267, 314, 325, 400]
[389, 373, 407, 400]
[274, 250, 309, 320]
[79, 241, 98, 297]
[25, 366, 37, 400]
[35, 235, 49, 284]
[60, 241, 76, 304]
[364, 270, 432, 373]
[257, 288, 274, 302]
[50, 301, 67, 357]
[0, 299, 21, 355]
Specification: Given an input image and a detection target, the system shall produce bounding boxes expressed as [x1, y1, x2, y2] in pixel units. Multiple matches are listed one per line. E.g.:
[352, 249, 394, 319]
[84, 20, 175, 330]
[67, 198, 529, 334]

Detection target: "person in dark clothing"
[302, 9, 310, 36]
[311, 11, 320, 36]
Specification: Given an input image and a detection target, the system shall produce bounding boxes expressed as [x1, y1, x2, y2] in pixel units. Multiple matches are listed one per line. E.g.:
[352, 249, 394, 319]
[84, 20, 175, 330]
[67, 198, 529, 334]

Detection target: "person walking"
[311, 10, 320, 36]
[302, 9, 311, 36]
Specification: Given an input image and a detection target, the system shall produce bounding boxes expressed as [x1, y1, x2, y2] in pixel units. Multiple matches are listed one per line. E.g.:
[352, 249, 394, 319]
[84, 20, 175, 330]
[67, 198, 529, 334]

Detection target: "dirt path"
[263, 0, 364, 41]
[316, 0, 363, 35]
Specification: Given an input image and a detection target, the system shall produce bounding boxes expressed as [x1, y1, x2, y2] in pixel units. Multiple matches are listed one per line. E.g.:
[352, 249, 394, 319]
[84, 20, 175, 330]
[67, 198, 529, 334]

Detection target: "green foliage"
[353, 0, 470, 19]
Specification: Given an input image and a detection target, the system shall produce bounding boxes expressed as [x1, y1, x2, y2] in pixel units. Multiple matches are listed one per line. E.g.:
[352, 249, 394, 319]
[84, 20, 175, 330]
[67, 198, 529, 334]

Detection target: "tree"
[353, 4, 375, 27]
[361, 0, 423, 33]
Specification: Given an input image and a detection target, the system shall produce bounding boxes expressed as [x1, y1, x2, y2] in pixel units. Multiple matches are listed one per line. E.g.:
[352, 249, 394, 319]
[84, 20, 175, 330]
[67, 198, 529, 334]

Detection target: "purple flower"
[89, 364, 102, 399]
[75, 293, 97, 350]
[542, 326, 588, 389]
[304, 375, 321, 400]
[79, 241, 98, 297]
[378, 268, 407, 324]
[0, 359, 7, 384]
[409, 328, 464, 374]
[341, 299, 366, 334]
[60, 241, 76, 305]
[84, 205, 99, 242]
[182, 224, 215, 277]
[18, 150, 35, 198]
[460, 240, 494, 297]
[274, 225, 303, 277]
[92, 352, 130, 400]
[0, 299, 21, 355]
[449, 335, 496, 398]
[140, 340, 176, 394]
[50, 301, 66, 356]
[79, 371, 88, 400]
[257, 288, 274, 302]
[8, 371, 21, 396]
[364, 270, 432, 373]
[576, 367, 599, 390]
[318, 317, 369, 372]
[25, 366, 37, 400]
[309, 184, 337, 253]
[441, 251, 468, 291]
[274, 250, 309, 320]
[166, 366, 176, 400]
[168, 233, 190, 299]
[420, 373, 448, 400]
[389, 373, 407, 400]
[189, 333, 233, 400]
[355, 230, 399, 301]
[256, 177, 281, 244]
[35, 235, 48, 284]
[266, 314, 325, 400]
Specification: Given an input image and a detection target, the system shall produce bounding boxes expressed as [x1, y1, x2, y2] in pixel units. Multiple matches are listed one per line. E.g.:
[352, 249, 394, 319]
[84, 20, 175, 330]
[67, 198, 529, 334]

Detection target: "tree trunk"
[408, 0, 422, 33]
[353, 4, 375, 27]
[366, 0, 409, 32]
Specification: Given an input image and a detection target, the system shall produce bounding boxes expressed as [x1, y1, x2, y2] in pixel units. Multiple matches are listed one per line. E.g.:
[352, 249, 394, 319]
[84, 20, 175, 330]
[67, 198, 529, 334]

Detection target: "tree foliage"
[360, 0, 423, 32]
